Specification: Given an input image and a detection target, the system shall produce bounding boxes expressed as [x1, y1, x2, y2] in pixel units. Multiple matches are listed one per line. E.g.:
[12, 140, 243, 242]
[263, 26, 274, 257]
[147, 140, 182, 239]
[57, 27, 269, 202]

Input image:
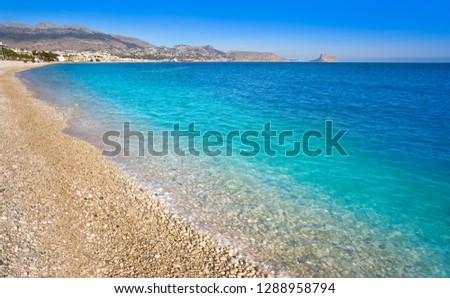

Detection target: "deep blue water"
[22, 62, 450, 277]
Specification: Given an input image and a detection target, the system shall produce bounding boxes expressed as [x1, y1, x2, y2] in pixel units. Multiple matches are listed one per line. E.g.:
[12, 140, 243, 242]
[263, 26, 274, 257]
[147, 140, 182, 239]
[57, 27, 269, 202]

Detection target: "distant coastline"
[0, 22, 339, 63]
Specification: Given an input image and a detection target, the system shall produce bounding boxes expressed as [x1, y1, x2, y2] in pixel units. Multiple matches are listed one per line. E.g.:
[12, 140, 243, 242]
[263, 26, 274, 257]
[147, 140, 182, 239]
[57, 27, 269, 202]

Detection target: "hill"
[310, 53, 338, 62]
[226, 50, 286, 62]
[0, 22, 155, 51]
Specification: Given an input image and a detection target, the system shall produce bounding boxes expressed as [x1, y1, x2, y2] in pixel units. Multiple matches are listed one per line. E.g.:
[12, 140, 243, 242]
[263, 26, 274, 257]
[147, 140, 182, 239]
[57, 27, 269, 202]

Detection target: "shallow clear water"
[22, 62, 450, 277]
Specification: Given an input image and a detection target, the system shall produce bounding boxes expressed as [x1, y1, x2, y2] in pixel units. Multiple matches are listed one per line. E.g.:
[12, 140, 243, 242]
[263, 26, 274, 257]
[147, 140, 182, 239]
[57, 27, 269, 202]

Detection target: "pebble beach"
[0, 61, 265, 278]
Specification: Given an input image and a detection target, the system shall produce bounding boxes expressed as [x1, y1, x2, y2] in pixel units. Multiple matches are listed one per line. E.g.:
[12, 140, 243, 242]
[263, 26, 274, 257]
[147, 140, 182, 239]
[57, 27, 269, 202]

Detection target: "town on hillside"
[1, 41, 148, 63]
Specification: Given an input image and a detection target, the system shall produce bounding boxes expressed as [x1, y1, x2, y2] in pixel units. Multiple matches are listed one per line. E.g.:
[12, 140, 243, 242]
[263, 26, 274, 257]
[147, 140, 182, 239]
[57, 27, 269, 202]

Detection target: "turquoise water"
[22, 63, 450, 277]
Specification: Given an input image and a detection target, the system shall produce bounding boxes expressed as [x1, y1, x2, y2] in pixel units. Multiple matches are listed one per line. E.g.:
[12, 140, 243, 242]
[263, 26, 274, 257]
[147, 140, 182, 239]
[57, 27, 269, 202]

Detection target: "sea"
[21, 62, 450, 277]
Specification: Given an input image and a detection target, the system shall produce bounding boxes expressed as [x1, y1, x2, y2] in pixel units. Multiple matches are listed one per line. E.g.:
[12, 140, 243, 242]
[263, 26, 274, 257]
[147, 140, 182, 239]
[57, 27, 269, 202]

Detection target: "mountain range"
[0, 22, 287, 62]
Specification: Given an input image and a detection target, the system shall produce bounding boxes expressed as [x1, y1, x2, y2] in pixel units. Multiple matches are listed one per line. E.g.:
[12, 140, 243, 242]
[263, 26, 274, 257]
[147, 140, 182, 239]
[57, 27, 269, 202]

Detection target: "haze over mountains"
[0, 22, 287, 61]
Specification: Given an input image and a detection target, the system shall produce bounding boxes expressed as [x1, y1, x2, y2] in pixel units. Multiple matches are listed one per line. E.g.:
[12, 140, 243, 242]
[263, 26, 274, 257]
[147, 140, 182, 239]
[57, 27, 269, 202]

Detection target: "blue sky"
[1, 0, 450, 61]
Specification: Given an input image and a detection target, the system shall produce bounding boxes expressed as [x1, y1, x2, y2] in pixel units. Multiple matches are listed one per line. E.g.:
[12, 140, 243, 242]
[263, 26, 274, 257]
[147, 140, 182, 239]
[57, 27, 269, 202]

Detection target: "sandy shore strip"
[0, 61, 266, 278]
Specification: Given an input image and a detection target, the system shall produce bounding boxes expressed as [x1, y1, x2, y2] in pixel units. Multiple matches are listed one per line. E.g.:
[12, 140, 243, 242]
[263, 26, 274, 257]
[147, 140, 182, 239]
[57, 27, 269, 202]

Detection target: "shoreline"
[0, 61, 266, 277]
